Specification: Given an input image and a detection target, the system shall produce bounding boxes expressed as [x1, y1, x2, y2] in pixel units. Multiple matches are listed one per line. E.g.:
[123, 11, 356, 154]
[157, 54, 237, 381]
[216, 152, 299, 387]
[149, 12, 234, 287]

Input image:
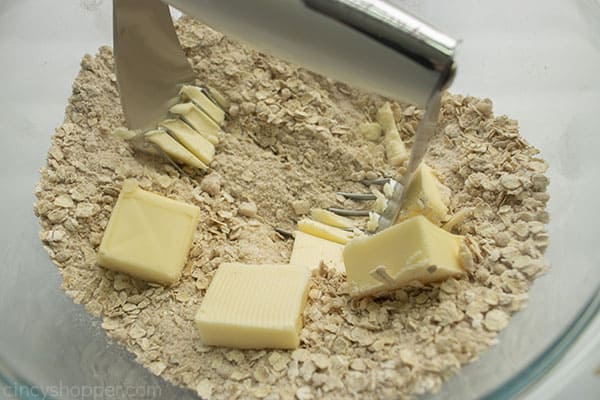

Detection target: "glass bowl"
[0, 0, 598, 399]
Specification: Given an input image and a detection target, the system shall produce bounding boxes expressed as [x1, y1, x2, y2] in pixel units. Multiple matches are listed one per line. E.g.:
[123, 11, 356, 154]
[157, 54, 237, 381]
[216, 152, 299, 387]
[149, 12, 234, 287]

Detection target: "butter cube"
[298, 219, 354, 245]
[98, 180, 201, 285]
[179, 85, 226, 126]
[145, 130, 208, 170]
[397, 164, 449, 224]
[170, 103, 221, 144]
[195, 263, 311, 349]
[159, 118, 215, 165]
[290, 231, 345, 273]
[343, 215, 465, 297]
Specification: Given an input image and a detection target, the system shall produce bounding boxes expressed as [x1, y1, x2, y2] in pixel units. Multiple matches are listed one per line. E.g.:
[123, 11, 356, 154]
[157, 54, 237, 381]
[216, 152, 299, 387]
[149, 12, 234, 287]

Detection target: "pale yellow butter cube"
[298, 219, 354, 245]
[170, 103, 221, 144]
[290, 231, 345, 273]
[98, 180, 201, 285]
[397, 164, 449, 224]
[343, 215, 465, 297]
[159, 118, 215, 165]
[195, 263, 311, 349]
[179, 85, 226, 125]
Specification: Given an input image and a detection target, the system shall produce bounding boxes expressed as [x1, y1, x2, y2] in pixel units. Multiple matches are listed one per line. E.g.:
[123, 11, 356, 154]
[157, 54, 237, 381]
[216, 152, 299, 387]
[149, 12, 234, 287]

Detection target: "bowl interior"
[0, 1, 599, 399]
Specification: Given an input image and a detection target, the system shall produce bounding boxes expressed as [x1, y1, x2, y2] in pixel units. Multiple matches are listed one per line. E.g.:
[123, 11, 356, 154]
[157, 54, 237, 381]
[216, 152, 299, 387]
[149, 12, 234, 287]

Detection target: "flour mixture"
[34, 17, 549, 399]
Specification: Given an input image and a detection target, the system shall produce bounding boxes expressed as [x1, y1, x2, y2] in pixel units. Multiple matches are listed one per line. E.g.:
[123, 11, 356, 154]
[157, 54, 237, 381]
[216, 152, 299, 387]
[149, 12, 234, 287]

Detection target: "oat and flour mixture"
[34, 17, 550, 399]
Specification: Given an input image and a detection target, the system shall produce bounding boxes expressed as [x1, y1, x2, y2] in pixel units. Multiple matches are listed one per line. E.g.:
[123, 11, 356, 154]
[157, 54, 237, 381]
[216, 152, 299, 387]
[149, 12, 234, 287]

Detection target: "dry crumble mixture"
[34, 16, 550, 400]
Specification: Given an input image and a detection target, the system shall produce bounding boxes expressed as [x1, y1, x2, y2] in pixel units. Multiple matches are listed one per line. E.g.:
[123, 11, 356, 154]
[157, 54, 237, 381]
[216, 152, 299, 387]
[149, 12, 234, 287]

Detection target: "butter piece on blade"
[195, 263, 311, 349]
[298, 219, 355, 245]
[170, 103, 221, 144]
[372, 188, 388, 214]
[376, 102, 408, 166]
[397, 163, 449, 225]
[159, 118, 215, 165]
[206, 85, 230, 111]
[310, 208, 355, 229]
[343, 215, 466, 297]
[290, 231, 345, 273]
[179, 85, 226, 126]
[98, 180, 201, 285]
[145, 129, 208, 170]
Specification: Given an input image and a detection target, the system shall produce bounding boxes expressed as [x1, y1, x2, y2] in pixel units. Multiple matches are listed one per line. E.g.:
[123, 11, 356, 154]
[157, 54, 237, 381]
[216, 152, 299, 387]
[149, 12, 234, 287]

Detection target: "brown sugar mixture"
[34, 16, 550, 400]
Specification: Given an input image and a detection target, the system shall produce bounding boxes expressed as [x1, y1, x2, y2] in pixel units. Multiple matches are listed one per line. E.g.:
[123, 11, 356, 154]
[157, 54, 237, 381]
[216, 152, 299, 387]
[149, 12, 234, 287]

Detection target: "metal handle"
[164, 0, 457, 108]
[303, 0, 457, 89]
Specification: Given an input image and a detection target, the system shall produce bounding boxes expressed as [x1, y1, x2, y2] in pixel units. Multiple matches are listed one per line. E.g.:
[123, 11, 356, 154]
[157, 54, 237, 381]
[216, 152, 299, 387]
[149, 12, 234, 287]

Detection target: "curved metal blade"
[113, 0, 196, 130]
[405, 88, 442, 176]
[376, 87, 442, 233]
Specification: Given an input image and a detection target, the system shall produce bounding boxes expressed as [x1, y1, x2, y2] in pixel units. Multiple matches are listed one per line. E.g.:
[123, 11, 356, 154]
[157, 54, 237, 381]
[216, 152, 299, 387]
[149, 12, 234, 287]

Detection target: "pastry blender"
[113, 0, 457, 231]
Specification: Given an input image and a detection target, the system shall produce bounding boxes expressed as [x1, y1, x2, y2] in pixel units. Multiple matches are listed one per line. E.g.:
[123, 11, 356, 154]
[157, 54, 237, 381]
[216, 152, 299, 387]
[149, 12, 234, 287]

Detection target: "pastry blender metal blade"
[113, 0, 196, 131]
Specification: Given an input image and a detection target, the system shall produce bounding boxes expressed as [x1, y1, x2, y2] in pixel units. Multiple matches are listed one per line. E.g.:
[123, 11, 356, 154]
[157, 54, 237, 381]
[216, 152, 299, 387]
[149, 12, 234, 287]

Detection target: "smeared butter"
[195, 263, 311, 349]
[98, 180, 200, 285]
[366, 212, 380, 233]
[397, 163, 449, 224]
[376, 102, 408, 166]
[179, 85, 225, 125]
[159, 118, 215, 165]
[298, 219, 354, 245]
[343, 215, 465, 297]
[170, 103, 221, 144]
[290, 231, 345, 273]
[372, 189, 387, 214]
[358, 121, 382, 141]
